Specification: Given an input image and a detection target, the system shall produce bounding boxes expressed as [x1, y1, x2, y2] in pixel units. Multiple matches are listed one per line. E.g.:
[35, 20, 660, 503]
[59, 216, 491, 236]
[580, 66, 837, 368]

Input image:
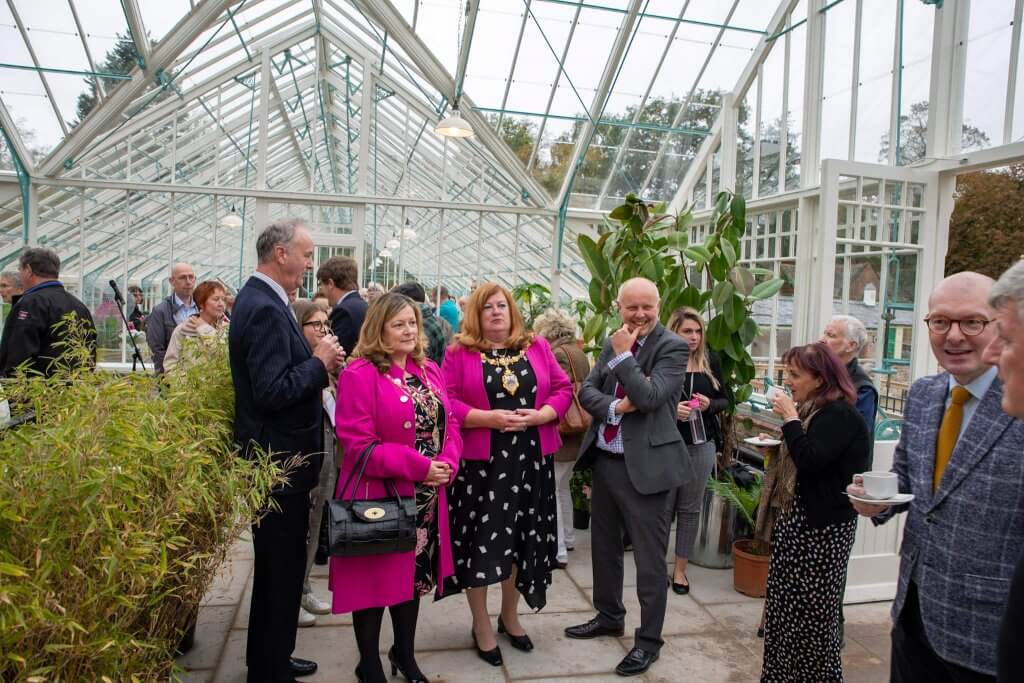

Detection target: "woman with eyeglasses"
[440, 282, 573, 667]
[291, 298, 340, 627]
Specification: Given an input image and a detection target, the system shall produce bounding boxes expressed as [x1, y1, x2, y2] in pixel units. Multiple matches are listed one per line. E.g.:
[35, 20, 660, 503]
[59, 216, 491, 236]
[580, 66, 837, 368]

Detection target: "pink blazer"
[328, 357, 462, 614]
[442, 335, 573, 461]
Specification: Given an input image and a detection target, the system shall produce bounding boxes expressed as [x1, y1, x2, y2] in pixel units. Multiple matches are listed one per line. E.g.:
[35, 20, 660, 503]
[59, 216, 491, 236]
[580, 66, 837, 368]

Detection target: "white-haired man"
[821, 314, 878, 432]
[984, 260, 1024, 683]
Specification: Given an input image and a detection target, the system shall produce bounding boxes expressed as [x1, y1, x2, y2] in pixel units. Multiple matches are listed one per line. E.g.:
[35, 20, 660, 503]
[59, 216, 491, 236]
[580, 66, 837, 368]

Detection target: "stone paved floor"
[177, 529, 892, 682]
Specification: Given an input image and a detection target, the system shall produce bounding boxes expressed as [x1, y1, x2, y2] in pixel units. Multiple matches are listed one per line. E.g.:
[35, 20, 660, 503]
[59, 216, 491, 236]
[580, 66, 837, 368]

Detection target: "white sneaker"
[301, 592, 331, 615]
[297, 606, 317, 627]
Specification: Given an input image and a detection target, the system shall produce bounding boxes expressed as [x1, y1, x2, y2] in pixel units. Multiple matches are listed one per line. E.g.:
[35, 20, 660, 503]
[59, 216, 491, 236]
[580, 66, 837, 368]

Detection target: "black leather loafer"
[497, 616, 534, 651]
[564, 616, 625, 639]
[290, 656, 318, 677]
[671, 575, 690, 595]
[615, 647, 659, 676]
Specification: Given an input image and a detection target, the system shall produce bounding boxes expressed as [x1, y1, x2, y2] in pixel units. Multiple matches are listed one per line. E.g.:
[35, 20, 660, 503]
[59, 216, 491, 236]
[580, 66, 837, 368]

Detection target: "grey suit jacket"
[876, 372, 1024, 675]
[576, 323, 688, 495]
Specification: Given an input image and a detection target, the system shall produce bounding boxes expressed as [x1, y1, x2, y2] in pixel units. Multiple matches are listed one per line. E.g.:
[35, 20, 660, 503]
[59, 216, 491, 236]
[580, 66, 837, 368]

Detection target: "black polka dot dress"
[440, 348, 558, 611]
[761, 496, 857, 682]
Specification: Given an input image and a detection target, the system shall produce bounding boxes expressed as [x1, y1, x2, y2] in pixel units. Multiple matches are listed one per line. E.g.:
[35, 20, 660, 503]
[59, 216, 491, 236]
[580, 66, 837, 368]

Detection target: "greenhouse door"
[816, 159, 943, 603]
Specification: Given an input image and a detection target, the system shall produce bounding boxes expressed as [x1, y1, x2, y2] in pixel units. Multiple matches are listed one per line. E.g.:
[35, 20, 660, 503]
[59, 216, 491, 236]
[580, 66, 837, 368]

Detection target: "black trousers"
[247, 492, 310, 683]
[591, 452, 671, 653]
[891, 582, 996, 683]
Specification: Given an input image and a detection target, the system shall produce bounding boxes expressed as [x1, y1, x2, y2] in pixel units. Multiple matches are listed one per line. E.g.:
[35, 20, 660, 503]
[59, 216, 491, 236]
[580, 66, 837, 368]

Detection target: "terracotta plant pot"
[732, 538, 770, 598]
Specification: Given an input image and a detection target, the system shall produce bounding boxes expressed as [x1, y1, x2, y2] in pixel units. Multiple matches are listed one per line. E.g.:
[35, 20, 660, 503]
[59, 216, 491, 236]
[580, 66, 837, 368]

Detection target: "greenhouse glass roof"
[0, 1, 1018, 302]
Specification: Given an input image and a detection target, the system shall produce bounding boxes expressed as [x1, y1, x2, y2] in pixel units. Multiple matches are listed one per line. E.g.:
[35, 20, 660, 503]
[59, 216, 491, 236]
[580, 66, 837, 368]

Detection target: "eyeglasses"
[303, 320, 327, 332]
[923, 317, 991, 336]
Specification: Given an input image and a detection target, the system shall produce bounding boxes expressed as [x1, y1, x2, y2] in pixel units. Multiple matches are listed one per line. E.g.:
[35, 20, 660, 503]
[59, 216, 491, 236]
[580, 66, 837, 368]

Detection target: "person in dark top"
[316, 255, 367, 356]
[665, 307, 729, 596]
[394, 281, 451, 366]
[984, 260, 1024, 683]
[821, 314, 878, 434]
[0, 247, 96, 377]
[127, 285, 148, 332]
[759, 342, 870, 682]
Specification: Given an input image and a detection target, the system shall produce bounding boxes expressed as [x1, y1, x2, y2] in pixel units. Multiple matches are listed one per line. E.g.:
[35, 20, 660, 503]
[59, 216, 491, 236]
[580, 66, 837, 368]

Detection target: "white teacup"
[860, 471, 898, 500]
[766, 386, 784, 402]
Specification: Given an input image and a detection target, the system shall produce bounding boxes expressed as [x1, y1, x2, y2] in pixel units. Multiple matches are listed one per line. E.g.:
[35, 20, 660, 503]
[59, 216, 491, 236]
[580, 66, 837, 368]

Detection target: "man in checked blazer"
[850, 271, 1024, 682]
[565, 278, 688, 677]
[230, 219, 345, 682]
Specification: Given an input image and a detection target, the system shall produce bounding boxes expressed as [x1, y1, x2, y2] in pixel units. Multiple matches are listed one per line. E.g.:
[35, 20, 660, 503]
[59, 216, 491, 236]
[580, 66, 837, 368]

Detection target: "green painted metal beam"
[472, 106, 710, 136]
[536, 0, 767, 35]
[0, 62, 132, 80]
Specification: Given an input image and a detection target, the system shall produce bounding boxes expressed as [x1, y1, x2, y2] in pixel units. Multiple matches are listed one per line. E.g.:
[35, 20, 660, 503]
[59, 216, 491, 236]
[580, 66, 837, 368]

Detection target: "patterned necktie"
[602, 341, 639, 444]
[934, 385, 971, 491]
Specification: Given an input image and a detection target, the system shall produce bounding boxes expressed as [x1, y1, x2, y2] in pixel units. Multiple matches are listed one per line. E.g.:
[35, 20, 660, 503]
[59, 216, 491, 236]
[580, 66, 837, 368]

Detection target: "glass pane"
[961, 1, 1014, 149]
[737, 77, 756, 199]
[820, 0, 856, 162]
[785, 23, 806, 191]
[854, 0, 896, 163]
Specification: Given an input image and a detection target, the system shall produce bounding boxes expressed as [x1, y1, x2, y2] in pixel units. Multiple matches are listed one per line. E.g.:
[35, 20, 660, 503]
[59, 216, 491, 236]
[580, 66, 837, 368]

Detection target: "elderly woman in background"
[759, 342, 870, 682]
[533, 308, 590, 569]
[162, 280, 228, 372]
[366, 282, 385, 304]
[290, 299, 339, 628]
[330, 292, 461, 683]
[665, 307, 729, 595]
[441, 283, 572, 667]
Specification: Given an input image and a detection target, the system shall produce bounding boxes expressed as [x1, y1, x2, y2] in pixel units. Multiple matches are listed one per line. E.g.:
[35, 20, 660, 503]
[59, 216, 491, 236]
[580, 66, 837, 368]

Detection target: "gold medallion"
[483, 349, 526, 396]
[364, 507, 386, 520]
[502, 369, 520, 395]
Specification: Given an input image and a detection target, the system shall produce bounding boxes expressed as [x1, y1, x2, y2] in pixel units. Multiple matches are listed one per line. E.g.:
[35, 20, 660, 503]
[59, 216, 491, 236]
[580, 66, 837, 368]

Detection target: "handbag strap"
[560, 345, 580, 385]
[337, 443, 403, 504]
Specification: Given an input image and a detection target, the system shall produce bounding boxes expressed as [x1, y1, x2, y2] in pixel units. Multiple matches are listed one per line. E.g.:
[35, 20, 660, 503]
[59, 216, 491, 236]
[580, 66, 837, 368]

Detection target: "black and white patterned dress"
[406, 374, 445, 597]
[760, 495, 858, 682]
[440, 348, 558, 610]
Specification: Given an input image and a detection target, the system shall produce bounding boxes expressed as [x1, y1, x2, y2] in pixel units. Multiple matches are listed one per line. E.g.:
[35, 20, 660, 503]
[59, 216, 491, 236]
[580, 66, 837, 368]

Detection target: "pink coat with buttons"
[328, 357, 462, 614]
[442, 335, 574, 460]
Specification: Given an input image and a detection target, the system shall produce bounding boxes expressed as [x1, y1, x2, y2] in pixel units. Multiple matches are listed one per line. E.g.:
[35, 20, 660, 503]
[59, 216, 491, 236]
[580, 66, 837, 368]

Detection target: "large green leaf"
[721, 239, 737, 268]
[730, 193, 746, 229]
[609, 203, 633, 221]
[578, 234, 610, 282]
[750, 278, 785, 301]
[588, 278, 606, 310]
[711, 281, 735, 310]
[663, 232, 689, 251]
[684, 245, 712, 264]
[724, 295, 746, 330]
[706, 315, 731, 349]
[709, 255, 728, 281]
[739, 317, 759, 346]
[676, 212, 693, 233]
[679, 285, 702, 309]
[735, 384, 754, 403]
[729, 266, 755, 296]
[584, 313, 607, 342]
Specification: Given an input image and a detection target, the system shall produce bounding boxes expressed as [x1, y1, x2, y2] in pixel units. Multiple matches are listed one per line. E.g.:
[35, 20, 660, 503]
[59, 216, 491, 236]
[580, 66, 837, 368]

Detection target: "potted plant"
[569, 469, 593, 529]
[511, 282, 551, 329]
[708, 471, 769, 597]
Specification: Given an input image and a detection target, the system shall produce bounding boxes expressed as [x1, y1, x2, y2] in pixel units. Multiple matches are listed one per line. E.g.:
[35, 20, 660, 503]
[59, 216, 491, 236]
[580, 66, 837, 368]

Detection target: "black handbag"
[327, 443, 417, 557]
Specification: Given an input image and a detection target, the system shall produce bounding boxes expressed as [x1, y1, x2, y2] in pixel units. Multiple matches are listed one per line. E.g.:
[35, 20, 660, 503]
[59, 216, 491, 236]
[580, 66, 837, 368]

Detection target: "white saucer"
[744, 437, 782, 447]
[845, 492, 914, 506]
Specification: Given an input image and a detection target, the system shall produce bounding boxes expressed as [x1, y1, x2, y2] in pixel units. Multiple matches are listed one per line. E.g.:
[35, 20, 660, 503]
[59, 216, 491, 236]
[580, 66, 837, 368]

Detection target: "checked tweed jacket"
[875, 372, 1024, 676]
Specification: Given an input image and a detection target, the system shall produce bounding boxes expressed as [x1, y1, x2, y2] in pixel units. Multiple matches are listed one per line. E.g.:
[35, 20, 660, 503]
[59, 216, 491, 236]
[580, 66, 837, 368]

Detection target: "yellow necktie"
[934, 386, 971, 490]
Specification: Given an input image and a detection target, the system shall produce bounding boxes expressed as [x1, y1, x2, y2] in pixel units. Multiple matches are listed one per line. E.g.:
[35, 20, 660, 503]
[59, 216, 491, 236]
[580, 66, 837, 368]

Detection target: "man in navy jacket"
[229, 219, 344, 682]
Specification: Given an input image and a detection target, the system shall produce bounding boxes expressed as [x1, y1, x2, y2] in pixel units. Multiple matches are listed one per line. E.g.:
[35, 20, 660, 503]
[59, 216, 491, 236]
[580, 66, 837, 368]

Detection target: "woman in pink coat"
[330, 292, 462, 683]
[440, 282, 573, 667]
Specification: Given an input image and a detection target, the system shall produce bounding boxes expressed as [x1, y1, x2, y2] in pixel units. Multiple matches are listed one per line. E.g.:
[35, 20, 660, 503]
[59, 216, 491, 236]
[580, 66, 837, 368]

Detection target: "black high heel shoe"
[387, 647, 427, 683]
[497, 616, 534, 652]
[471, 629, 503, 666]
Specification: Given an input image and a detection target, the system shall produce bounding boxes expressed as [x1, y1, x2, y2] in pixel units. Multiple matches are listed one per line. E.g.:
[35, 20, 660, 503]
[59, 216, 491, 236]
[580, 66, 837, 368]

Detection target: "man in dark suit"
[229, 219, 345, 683]
[565, 277, 688, 677]
[316, 255, 367, 355]
[850, 271, 1024, 683]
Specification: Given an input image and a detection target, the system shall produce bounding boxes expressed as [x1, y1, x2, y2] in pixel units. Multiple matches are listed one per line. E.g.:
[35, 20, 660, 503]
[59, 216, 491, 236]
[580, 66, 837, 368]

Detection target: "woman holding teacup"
[758, 342, 871, 682]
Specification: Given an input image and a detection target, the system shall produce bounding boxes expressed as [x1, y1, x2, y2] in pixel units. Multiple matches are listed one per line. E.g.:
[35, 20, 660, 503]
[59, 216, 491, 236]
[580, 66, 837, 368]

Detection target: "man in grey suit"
[565, 278, 688, 677]
[850, 271, 1024, 682]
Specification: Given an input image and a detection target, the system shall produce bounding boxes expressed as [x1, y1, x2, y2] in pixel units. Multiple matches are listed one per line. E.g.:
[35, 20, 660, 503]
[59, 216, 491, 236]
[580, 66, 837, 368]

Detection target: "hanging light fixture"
[386, 237, 401, 250]
[434, 104, 474, 138]
[220, 205, 243, 229]
[379, 248, 393, 259]
[401, 218, 416, 241]
[435, 1, 474, 138]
